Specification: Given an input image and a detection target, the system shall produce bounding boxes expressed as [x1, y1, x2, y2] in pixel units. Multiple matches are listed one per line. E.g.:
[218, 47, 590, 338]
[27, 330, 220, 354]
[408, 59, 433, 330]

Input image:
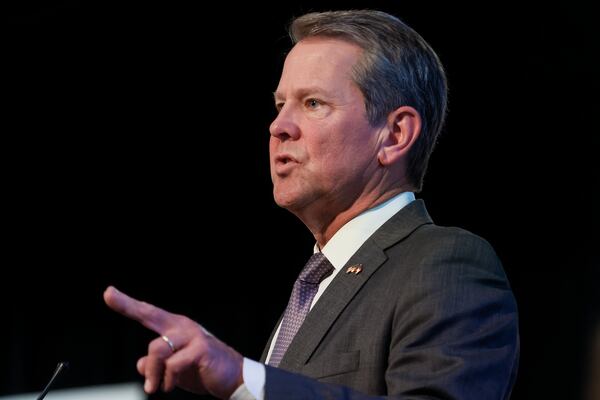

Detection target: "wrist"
[218, 350, 245, 399]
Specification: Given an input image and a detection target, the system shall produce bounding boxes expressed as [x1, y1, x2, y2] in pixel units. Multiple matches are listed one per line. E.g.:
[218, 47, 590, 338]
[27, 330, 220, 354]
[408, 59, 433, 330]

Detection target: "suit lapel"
[278, 243, 387, 370]
[278, 199, 433, 371]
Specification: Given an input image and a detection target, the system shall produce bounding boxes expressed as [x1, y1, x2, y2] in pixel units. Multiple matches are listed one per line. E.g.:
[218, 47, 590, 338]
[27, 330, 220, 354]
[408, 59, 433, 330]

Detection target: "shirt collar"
[314, 191, 415, 270]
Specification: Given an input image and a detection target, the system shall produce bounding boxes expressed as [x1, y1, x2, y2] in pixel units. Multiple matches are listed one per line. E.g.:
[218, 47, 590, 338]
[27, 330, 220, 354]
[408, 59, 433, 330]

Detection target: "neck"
[299, 187, 408, 248]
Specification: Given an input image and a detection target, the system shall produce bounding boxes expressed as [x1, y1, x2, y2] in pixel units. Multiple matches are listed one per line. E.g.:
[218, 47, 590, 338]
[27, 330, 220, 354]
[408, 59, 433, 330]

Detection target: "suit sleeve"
[264, 230, 519, 400]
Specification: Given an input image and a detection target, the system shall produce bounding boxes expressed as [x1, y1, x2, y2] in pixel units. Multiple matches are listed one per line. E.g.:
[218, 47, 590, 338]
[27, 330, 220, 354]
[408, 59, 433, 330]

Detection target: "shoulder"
[370, 199, 509, 288]
[374, 199, 499, 262]
[409, 223, 500, 262]
[383, 222, 510, 292]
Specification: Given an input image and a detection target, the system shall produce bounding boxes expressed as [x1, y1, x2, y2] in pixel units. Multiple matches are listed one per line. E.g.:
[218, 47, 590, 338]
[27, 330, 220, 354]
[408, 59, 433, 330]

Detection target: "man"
[104, 9, 519, 399]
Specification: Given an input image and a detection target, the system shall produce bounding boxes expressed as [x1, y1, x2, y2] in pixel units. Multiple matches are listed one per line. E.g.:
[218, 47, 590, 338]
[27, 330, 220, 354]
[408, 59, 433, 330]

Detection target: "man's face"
[269, 37, 383, 217]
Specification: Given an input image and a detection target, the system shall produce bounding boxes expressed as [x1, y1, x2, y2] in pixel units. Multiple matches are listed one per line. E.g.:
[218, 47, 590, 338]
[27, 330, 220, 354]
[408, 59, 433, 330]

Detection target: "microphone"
[37, 361, 69, 400]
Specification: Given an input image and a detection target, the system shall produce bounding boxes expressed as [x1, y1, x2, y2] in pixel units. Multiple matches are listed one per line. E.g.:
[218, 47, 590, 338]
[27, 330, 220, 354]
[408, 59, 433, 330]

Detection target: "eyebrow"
[273, 86, 336, 102]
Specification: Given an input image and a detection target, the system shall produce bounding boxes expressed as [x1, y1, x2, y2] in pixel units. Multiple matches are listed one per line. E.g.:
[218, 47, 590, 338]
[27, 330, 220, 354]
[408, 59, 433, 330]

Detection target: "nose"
[269, 105, 300, 141]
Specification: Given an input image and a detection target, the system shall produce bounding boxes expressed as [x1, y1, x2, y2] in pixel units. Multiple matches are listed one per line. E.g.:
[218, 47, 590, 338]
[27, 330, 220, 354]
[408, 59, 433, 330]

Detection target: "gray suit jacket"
[260, 200, 519, 399]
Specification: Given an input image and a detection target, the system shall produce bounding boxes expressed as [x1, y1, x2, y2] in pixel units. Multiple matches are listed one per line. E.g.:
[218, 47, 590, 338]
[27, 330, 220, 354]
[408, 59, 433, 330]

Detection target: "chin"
[273, 187, 304, 211]
[273, 191, 295, 209]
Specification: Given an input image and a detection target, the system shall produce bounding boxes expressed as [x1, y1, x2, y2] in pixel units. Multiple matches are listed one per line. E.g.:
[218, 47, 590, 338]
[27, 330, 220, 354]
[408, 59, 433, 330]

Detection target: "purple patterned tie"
[268, 252, 334, 367]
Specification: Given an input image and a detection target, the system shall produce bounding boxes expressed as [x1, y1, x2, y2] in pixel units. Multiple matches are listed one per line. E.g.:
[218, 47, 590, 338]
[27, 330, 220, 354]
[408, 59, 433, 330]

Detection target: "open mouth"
[276, 154, 297, 165]
[274, 154, 298, 174]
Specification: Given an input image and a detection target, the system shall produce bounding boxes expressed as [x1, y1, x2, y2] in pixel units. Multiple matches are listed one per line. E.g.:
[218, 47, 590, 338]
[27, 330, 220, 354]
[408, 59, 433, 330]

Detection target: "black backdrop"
[2, 2, 598, 399]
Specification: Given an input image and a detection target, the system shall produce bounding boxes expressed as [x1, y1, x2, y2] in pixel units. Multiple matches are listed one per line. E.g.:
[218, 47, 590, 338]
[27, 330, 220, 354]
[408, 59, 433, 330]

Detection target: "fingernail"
[144, 379, 151, 393]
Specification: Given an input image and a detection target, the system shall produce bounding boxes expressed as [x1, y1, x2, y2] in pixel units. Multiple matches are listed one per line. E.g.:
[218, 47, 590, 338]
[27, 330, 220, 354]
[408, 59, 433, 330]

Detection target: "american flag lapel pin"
[345, 264, 363, 274]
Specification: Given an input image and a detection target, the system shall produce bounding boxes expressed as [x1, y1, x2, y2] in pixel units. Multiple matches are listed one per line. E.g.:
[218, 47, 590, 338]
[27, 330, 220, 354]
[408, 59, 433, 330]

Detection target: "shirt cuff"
[229, 357, 265, 400]
[229, 383, 256, 400]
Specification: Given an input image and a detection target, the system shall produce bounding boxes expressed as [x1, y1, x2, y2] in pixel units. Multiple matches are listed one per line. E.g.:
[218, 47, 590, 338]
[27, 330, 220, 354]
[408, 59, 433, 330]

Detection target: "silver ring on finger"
[161, 335, 176, 353]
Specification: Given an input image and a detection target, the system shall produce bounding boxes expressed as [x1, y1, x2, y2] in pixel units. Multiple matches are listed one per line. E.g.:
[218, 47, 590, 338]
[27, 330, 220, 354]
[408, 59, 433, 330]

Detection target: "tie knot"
[299, 252, 334, 284]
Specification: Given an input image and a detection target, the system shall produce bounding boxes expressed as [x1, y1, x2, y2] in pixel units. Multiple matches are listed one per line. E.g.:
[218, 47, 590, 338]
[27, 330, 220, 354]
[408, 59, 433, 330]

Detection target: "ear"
[377, 106, 422, 166]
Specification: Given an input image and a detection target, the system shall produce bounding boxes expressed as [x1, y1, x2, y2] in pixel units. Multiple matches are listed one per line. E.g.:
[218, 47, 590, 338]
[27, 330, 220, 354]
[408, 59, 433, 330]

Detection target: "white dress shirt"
[230, 192, 416, 400]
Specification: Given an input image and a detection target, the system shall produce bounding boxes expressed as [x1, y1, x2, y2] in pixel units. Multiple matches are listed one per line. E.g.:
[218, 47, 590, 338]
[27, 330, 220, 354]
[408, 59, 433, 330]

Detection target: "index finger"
[104, 285, 174, 334]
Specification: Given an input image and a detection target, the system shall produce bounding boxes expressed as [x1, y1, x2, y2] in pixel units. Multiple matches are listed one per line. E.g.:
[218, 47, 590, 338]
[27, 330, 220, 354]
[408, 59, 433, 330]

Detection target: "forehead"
[276, 37, 363, 95]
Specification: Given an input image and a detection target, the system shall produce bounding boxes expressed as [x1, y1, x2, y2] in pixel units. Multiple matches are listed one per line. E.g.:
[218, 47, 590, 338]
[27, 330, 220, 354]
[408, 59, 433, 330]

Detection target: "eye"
[305, 98, 322, 109]
[275, 102, 284, 113]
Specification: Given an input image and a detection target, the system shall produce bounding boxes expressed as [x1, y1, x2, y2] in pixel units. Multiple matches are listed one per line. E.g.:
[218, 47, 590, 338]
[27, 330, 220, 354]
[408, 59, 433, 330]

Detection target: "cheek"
[317, 130, 376, 177]
[308, 149, 341, 183]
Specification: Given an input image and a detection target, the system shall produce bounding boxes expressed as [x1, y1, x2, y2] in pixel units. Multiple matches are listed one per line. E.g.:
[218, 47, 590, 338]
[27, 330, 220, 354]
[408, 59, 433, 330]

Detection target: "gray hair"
[290, 10, 447, 192]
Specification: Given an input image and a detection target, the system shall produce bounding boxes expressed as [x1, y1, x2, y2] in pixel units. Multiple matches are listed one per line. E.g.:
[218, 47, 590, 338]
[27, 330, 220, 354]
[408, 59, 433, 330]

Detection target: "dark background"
[2, 1, 598, 399]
